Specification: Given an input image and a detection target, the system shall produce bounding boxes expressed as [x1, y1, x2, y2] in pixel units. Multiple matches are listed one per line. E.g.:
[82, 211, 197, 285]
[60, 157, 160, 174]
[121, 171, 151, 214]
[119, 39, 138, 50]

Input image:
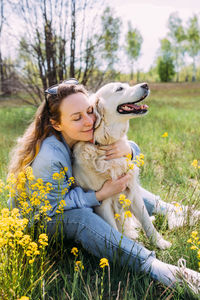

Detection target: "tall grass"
[0, 83, 200, 299]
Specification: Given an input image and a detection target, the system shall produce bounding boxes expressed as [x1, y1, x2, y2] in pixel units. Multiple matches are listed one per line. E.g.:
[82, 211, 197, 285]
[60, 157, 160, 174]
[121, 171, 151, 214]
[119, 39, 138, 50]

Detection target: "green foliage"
[157, 57, 175, 82]
[0, 84, 200, 298]
[157, 39, 175, 82]
[186, 15, 200, 81]
[125, 21, 143, 80]
[99, 6, 122, 69]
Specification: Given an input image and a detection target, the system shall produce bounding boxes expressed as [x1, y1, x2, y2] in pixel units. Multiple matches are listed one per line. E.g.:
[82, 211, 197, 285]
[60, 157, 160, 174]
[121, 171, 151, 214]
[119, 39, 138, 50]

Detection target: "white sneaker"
[167, 205, 200, 230]
[176, 258, 200, 295]
[150, 258, 200, 295]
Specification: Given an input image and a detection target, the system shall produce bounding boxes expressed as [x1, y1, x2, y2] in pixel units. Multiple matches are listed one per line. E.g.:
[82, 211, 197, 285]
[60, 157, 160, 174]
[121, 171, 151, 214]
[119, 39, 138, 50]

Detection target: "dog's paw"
[156, 236, 172, 250]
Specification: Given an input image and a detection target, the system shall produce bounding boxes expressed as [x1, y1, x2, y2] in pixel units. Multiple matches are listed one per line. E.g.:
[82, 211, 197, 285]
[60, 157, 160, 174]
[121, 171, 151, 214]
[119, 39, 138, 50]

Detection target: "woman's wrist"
[95, 190, 104, 202]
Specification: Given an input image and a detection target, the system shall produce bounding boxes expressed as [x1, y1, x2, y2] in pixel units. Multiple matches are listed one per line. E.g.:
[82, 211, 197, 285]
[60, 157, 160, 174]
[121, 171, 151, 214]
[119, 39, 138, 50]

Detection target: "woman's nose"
[84, 114, 95, 126]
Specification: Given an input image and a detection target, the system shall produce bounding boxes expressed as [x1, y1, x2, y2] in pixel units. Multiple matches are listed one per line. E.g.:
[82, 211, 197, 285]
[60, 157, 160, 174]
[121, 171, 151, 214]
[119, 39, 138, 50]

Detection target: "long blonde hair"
[8, 83, 88, 178]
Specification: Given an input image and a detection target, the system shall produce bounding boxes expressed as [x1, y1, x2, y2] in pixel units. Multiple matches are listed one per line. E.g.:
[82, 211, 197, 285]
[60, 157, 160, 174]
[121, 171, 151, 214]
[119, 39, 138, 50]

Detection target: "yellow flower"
[69, 177, 75, 184]
[124, 210, 132, 219]
[71, 247, 78, 257]
[191, 159, 198, 168]
[125, 153, 132, 161]
[119, 194, 126, 204]
[52, 173, 61, 180]
[191, 231, 198, 238]
[19, 297, 29, 300]
[29, 259, 35, 264]
[128, 162, 134, 169]
[99, 258, 109, 268]
[187, 238, 192, 243]
[114, 213, 121, 221]
[190, 245, 198, 250]
[1, 208, 10, 217]
[75, 260, 84, 271]
[38, 233, 48, 248]
[162, 132, 168, 138]
[25, 167, 35, 181]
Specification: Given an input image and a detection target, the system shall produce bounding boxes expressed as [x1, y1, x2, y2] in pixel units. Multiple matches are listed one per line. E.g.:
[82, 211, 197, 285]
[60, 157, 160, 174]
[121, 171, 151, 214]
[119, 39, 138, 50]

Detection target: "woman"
[8, 79, 200, 293]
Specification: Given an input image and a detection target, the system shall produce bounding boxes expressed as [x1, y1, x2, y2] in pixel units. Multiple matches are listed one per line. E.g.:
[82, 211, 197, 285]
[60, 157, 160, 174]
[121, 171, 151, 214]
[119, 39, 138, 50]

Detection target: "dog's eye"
[116, 86, 124, 92]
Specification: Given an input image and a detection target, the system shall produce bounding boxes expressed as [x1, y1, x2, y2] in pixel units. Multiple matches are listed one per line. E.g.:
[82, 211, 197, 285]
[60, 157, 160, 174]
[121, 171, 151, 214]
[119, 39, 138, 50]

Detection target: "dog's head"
[91, 82, 150, 144]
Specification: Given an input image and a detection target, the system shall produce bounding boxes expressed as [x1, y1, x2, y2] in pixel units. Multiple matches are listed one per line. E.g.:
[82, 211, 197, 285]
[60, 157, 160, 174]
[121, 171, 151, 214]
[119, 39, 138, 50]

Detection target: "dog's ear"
[94, 96, 104, 129]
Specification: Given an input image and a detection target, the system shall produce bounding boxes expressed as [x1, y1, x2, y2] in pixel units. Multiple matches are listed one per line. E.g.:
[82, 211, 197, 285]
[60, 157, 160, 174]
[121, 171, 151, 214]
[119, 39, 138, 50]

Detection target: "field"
[0, 83, 200, 299]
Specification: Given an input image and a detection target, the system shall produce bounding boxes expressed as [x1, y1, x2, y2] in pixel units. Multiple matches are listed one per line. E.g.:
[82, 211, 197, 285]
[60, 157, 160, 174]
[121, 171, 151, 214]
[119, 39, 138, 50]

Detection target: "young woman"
[8, 79, 200, 293]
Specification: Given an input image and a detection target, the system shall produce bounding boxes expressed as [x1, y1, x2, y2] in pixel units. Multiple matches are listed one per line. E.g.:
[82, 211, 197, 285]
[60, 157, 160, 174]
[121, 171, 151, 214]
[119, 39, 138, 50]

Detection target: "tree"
[0, 0, 4, 93]
[157, 38, 175, 82]
[186, 15, 200, 82]
[99, 6, 121, 71]
[10, 0, 101, 104]
[167, 12, 186, 82]
[125, 21, 143, 81]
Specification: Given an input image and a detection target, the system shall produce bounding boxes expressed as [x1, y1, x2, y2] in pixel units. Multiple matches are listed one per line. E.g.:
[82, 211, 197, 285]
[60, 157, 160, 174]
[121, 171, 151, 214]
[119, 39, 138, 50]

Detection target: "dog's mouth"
[117, 95, 149, 115]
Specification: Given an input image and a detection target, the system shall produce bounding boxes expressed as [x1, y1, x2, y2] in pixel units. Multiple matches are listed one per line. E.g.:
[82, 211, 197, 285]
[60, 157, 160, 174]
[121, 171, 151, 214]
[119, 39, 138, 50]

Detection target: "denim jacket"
[9, 134, 141, 216]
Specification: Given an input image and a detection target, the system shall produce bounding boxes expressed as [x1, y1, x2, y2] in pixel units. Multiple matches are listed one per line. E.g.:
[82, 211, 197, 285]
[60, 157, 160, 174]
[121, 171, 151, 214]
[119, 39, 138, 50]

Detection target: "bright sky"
[110, 0, 200, 72]
[2, 0, 200, 73]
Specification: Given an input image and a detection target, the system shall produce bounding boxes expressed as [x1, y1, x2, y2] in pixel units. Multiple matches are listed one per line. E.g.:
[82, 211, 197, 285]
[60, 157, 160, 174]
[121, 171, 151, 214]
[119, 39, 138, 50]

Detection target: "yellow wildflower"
[124, 210, 132, 219]
[191, 159, 199, 168]
[75, 260, 84, 271]
[191, 231, 198, 238]
[38, 233, 48, 248]
[71, 247, 78, 257]
[19, 297, 29, 300]
[119, 194, 126, 204]
[99, 258, 109, 268]
[114, 213, 121, 221]
[191, 245, 198, 250]
[52, 173, 61, 180]
[162, 132, 168, 138]
[125, 153, 132, 161]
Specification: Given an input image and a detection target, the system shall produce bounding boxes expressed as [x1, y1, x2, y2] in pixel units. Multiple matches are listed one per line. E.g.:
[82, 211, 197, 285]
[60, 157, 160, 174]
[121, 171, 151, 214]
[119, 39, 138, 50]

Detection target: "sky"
[110, 0, 200, 72]
[2, 0, 200, 73]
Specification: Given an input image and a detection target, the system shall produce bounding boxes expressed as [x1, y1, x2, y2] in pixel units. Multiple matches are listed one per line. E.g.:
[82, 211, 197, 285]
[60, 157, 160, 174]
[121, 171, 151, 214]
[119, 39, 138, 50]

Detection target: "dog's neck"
[93, 117, 129, 145]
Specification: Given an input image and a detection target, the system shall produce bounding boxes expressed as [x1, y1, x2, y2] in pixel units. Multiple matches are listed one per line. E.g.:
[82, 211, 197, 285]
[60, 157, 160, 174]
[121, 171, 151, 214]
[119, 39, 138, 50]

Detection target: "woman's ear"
[50, 119, 62, 131]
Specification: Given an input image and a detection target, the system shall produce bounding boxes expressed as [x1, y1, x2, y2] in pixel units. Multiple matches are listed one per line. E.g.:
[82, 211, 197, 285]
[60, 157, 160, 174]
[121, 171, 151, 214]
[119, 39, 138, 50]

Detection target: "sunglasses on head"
[44, 78, 79, 96]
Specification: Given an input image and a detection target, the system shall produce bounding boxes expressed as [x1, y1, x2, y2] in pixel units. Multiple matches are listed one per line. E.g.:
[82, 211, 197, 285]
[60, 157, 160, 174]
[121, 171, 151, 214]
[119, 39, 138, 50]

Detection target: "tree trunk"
[0, 50, 4, 93]
[70, 0, 76, 78]
[192, 57, 196, 82]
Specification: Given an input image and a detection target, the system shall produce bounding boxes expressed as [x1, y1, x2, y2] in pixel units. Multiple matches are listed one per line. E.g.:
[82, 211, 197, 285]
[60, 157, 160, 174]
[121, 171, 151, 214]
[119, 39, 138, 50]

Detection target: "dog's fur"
[73, 82, 171, 249]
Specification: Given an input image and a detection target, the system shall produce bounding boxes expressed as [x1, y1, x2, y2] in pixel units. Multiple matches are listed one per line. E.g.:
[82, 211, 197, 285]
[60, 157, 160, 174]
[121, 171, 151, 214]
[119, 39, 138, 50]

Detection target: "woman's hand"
[95, 174, 131, 202]
[98, 139, 132, 160]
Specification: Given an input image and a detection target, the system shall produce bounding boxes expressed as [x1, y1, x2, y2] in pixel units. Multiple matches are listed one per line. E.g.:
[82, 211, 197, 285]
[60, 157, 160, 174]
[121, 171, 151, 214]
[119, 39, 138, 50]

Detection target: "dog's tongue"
[121, 104, 148, 111]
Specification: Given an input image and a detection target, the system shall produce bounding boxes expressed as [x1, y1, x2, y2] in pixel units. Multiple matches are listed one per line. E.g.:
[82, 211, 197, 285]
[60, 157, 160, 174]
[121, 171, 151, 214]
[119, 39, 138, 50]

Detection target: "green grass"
[0, 83, 200, 299]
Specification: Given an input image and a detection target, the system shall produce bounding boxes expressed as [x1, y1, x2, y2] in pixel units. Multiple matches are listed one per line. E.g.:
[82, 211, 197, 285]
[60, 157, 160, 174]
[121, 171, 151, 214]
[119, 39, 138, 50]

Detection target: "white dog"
[73, 82, 171, 249]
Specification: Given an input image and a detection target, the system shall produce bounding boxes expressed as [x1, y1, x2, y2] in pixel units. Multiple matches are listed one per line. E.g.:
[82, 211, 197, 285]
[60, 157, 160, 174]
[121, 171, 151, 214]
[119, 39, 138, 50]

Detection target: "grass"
[0, 83, 200, 299]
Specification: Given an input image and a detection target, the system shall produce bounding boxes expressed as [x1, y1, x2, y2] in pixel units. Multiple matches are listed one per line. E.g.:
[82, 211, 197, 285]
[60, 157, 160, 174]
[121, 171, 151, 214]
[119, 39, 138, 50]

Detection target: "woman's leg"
[47, 207, 155, 272]
[46, 207, 200, 292]
[140, 186, 200, 229]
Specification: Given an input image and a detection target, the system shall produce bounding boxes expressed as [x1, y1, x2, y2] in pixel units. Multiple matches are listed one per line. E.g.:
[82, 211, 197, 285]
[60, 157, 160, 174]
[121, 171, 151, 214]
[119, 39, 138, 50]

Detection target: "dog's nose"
[141, 83, 149, 91]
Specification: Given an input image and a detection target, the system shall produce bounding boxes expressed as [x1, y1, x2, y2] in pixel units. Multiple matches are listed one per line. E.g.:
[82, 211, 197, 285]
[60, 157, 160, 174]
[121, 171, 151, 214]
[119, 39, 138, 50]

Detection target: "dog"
[73, 82, 171, 249]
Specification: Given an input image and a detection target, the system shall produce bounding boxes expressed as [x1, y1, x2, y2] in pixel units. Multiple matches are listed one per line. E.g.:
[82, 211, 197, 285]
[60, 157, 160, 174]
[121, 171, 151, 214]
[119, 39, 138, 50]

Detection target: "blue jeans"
[46, 187, 172, 280]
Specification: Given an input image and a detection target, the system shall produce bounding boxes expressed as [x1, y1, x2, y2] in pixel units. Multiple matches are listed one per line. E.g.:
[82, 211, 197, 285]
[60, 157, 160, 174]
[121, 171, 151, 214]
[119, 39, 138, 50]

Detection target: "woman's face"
[54, 92, 96, 147]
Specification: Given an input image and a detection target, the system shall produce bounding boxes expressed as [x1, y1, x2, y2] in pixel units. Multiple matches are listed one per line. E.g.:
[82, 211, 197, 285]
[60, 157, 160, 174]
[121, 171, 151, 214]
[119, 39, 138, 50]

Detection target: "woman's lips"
[82, 128, 93, 133]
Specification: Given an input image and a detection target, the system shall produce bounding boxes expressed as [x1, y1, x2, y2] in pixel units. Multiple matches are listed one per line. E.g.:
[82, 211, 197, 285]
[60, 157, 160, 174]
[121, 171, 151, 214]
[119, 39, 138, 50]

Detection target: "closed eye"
[116, 86, 124, 92]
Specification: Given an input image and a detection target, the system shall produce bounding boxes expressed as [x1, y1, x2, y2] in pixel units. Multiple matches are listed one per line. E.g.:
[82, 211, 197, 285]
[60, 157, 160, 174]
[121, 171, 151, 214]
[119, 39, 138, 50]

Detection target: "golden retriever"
[73, 82, 171, 249]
